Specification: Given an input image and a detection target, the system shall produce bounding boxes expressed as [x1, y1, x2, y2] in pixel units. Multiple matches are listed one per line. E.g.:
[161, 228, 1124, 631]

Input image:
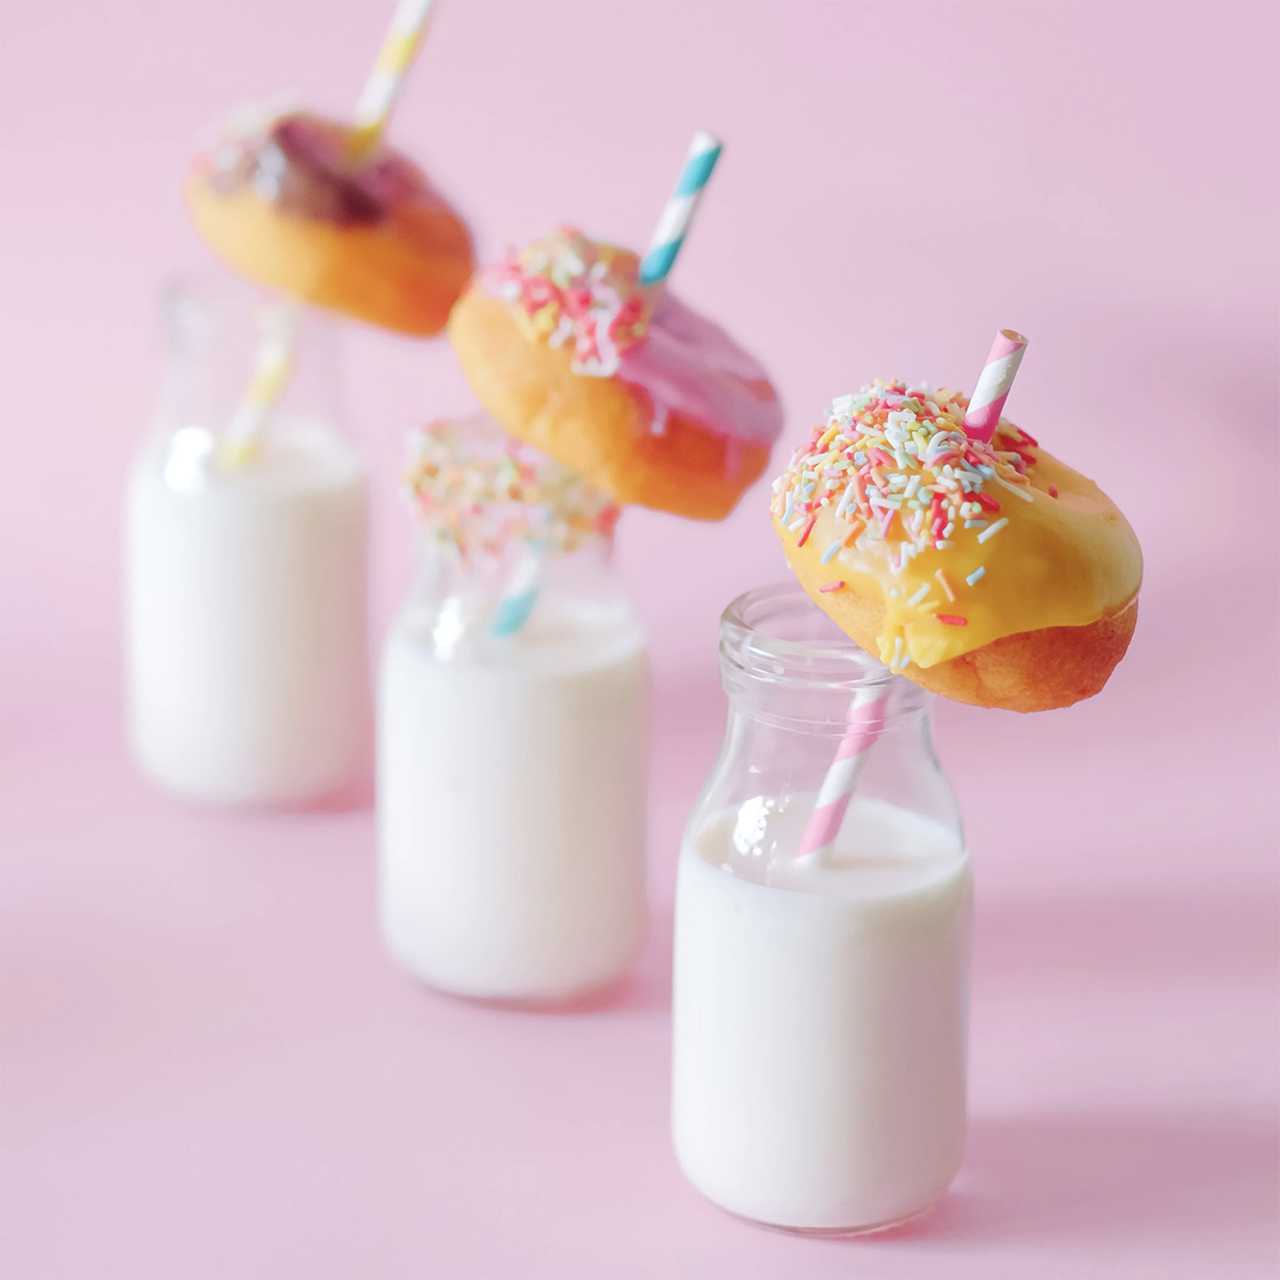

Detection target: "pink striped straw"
[795, 687, 888, 861]
[963, 328, 1028, 443]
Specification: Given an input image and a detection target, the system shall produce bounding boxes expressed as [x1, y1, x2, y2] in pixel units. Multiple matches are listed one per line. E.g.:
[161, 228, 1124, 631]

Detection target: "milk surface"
[126, 421, 369, 805]
[378, 597, 649, 1001]
[672, 797, 971, 1232]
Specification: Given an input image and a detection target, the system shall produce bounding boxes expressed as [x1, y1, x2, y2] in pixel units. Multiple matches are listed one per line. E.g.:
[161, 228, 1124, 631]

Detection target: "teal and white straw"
[638, 131, 724, 286]
[490, 547, 543, 638]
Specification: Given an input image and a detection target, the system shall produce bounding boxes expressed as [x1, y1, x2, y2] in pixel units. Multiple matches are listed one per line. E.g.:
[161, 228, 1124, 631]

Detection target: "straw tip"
[690, 130, 724, 156]
[998, 328, 1029, 347]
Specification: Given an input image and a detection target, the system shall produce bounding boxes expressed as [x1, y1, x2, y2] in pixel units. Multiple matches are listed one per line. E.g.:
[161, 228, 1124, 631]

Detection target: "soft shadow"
[135, 756, 377, 818]
[404, 908, 675, 1019]
[894, 1113, 1280, 1244]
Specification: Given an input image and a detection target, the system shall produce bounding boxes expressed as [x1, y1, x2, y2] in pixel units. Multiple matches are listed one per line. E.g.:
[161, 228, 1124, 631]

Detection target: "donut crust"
[449, 287, 771, 520]
[186, 177, 473, 336]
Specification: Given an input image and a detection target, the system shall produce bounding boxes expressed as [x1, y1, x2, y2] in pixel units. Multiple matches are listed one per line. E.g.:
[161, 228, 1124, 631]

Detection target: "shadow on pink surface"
[388, 909, 677, 1020]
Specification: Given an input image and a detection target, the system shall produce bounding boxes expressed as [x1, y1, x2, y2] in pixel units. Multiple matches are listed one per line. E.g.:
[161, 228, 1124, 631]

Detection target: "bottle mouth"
[719, 581, 911, 701]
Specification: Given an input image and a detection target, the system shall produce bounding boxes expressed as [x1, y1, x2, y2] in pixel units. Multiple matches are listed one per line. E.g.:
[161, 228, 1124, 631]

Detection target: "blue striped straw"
[490, 547, 543, 638]
[638, 131, 724, 285]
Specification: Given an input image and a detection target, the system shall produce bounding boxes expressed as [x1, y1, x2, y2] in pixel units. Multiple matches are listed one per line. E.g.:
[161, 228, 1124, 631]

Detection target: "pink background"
[2, 2, 1277, 1276]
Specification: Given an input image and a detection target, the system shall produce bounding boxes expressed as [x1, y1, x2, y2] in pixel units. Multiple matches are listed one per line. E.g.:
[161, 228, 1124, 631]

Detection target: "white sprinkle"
[964, 519, 988, 529]
[891, 636, 904, 669]
[966, 566, 986, 586]
[907, 583, 930, 606]
[994, 475, 1034, 502]
[899, 652, 912, 670]
[935, 539, 954, 549]
[977, 516, 1010, 542]
[787, 516, 806, 531]
[888, 588, 900, 598]
[903, 475, 921, 500]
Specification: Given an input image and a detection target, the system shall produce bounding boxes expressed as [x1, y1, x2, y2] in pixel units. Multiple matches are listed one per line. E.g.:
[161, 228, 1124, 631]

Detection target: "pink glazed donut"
[448, 226, 783, 520]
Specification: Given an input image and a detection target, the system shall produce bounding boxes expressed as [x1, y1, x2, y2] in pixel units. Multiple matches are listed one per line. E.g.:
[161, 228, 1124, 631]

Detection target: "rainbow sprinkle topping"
[771, 380, 1039, 666]
[484, 226, 654, 377]
[404, 418, 620, 566]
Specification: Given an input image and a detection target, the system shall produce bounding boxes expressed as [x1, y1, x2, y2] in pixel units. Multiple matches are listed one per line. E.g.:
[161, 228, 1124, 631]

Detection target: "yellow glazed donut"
[186, 110, 473, 336]
[448, 227, 783, 521]
[771, 381, 1142, 712]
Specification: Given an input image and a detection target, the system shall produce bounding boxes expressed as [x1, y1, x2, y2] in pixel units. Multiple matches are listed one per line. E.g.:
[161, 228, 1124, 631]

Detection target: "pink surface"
[1, 3, 1277, 1277]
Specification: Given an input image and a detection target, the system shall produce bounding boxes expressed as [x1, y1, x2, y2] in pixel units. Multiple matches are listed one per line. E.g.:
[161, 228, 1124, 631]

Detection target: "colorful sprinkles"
[771, 379, 1041, 668]
[484, 226, 654, 378]
[403, 418, 620, 567]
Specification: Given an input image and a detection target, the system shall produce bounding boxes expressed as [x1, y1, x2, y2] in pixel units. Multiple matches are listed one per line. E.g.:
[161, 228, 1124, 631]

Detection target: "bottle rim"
[719, 581, 926, 702]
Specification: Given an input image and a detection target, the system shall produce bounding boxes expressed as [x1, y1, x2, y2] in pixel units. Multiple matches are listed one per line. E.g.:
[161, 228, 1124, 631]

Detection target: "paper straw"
[490, 547, 542, 638]
[794, 686, 888, 861]
[218, 301, 299, 469]
[637, 131, 724, 286]
[963, 329, 1028, 443]
[348, 0, 437, 159]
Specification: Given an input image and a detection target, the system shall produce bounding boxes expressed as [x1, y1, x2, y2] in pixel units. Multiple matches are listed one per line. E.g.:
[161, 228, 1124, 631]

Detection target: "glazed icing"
[618, 296, 782, 449]
[199, 109, 438, 226]
[771, 381, 1142, 671]
[483, 227, 782, 448]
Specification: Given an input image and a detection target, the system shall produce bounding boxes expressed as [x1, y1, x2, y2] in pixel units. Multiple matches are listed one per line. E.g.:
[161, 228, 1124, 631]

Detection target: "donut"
[771, 381, 1142, 712]
[186, 108, 473, 336]
[447, 226, 783, 521]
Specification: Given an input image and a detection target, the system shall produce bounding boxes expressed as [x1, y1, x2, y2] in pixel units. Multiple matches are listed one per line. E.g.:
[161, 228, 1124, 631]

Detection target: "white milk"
[672, 797, 972, 1233]
[125, 421, 369, 805]
[378, 597, 649, 1001]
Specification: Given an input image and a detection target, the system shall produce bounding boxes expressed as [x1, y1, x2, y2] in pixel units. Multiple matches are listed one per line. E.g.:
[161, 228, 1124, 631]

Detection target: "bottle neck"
[690, 583, 963, 868]
[399, 532, 634, 661]
[156, 275, 347, 442]
[718, 582, 933, 735]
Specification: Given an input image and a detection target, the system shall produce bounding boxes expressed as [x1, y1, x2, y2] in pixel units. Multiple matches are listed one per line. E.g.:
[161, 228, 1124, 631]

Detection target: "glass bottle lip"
[720, 580, 922, 700]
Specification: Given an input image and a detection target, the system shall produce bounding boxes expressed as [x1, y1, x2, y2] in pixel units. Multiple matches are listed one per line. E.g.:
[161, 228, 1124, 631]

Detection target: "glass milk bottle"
[125, 277, 370, 805]
[378, 417, 650, 1003]
[672, 581, 970, 1234]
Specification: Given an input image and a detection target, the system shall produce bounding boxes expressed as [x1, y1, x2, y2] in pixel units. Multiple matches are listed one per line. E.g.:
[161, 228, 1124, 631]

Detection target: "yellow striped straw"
[221, 3, 436, 464]
[348, 0, 437, 160]
[218, 302, 299, 469]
